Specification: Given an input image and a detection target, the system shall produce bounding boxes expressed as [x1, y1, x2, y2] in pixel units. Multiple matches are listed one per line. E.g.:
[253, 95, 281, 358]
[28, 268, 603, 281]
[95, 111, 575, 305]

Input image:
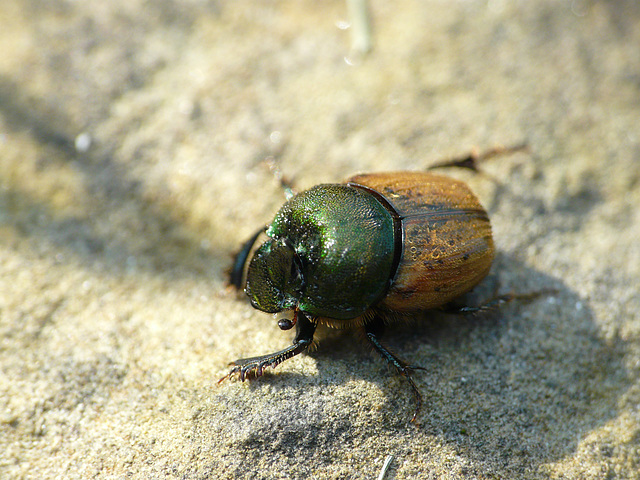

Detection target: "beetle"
[220, 157, 507, 421]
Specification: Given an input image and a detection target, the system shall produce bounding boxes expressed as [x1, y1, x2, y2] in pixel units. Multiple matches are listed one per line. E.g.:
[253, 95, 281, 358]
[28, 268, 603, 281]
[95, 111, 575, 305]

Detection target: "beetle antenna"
[278, 308, 298, 331]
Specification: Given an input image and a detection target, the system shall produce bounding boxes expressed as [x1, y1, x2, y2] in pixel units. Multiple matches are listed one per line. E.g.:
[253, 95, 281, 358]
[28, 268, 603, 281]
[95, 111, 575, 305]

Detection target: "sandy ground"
[1, 1, 639, 478]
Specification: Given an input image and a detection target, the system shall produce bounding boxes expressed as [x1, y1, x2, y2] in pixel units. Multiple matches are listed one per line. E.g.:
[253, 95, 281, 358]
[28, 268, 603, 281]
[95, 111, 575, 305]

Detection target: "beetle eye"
[288, 255, 304, 293]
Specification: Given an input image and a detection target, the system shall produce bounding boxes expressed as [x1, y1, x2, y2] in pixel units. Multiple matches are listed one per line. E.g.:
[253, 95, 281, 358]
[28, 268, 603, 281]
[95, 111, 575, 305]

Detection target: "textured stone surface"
[1, 1, 639, 478]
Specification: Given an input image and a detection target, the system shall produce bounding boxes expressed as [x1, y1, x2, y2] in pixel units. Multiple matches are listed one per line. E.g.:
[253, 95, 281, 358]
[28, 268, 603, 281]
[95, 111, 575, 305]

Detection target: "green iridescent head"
[245, 238, 304, 313]
[242, 184, 396, 320]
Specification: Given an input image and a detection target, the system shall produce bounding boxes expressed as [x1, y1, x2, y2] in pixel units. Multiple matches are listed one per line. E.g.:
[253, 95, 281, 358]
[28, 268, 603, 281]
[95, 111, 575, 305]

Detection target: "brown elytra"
[347, 172, 494, 312]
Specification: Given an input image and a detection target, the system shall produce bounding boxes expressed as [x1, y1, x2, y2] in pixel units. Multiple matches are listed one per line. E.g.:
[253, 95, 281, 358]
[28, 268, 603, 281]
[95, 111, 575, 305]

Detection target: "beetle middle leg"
[218, 311, 317, 382]
[364, 315, 426, 422]
[263, 156, 296, 200]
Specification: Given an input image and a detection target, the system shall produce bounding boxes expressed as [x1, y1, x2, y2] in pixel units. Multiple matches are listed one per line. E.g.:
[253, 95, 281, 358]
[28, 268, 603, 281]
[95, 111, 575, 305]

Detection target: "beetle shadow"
[213, 251, 629, 476]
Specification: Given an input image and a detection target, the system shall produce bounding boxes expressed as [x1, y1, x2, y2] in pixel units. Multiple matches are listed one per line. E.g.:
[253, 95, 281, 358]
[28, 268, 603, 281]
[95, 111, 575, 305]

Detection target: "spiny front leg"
[219, 311, 317, 383]
[364, 315, 426, 423]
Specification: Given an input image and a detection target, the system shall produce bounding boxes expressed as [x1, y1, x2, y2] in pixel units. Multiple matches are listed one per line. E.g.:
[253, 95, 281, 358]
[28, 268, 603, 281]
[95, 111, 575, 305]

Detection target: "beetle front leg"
[219, 312, 317, 382]
[364, 316, 426, 422]
[227, 227, 266, 289]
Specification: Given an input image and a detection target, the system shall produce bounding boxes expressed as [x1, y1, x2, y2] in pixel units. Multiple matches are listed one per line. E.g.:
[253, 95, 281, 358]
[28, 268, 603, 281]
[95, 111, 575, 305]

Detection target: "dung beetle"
[220, 150, 513, 422]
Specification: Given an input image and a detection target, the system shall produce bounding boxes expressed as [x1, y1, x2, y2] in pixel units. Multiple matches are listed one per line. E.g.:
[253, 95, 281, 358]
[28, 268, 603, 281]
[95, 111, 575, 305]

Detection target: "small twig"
[377, 455, 394, 480]
[347, 0, 372, 55]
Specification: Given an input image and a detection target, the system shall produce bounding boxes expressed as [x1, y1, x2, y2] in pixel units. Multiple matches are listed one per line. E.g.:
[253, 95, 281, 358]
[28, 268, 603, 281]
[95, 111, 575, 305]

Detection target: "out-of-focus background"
[1, 1, 639, 478]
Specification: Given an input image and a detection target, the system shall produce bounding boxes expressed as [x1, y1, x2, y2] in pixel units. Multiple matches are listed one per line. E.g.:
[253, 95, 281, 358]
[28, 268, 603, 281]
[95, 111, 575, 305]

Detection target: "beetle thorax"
[246, 184, 396, 320]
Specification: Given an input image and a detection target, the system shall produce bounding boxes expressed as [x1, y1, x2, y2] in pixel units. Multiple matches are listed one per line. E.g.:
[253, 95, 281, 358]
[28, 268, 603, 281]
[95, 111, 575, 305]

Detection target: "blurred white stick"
[347, 0, 372, 54]
[377, 455, 394, 480]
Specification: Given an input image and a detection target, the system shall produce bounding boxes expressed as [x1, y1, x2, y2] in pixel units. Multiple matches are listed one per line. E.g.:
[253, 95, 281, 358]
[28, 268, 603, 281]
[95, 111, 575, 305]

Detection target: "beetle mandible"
[220, 152, 510, 422]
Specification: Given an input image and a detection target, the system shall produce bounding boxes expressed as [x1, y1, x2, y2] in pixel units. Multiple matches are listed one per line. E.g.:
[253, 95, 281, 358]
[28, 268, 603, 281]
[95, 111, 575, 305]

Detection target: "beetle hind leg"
[427, 142, 529, 172]
[440, 288, 558, 315]
[364, 316, 426, 423]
